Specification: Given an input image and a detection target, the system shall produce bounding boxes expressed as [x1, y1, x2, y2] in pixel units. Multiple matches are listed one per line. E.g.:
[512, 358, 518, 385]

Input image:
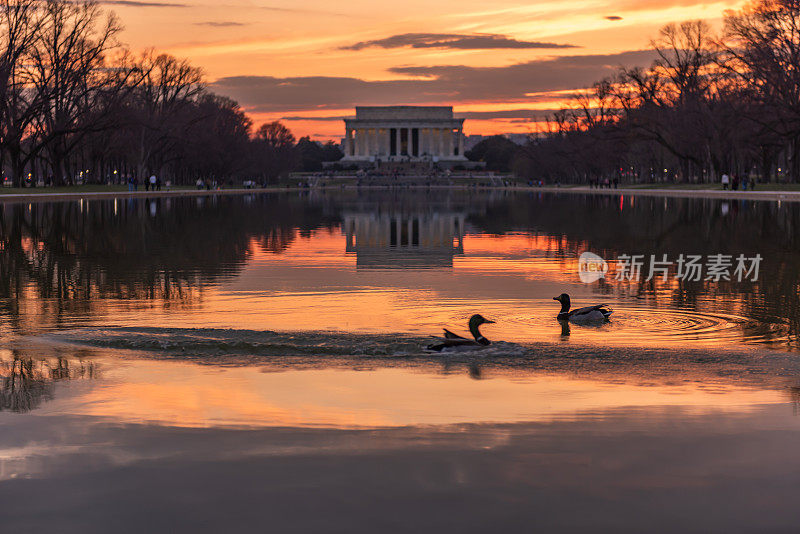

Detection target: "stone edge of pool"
[1, 185, 799, 203]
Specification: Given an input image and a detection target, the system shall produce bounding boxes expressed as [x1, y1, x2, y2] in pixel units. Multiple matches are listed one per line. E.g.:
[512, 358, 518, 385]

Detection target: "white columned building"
[341, 106, 469, 167]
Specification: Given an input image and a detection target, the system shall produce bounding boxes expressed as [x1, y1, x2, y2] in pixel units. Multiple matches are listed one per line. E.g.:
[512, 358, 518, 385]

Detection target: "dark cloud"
[341, 33, 577, 51]
[194, 21, 248, 27]
[98, 0, 188, 6]
[279, 110, 561, 122]
[280, 116, 348, 122]
[212, 50, 659, 113]
[605, 15, 623, 20]
[459, 109, 562, 121]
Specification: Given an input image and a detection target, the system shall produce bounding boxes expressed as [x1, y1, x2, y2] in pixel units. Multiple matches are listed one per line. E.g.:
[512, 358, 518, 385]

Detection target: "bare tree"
[724, 0, 800, 180]
[0, 0, 42, 187]
[130, 51, 205, 180]
[252, 121, 298, 183]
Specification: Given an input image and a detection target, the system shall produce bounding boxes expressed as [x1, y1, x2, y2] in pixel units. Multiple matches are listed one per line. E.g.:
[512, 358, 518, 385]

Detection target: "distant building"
[340, 106, 472, 168]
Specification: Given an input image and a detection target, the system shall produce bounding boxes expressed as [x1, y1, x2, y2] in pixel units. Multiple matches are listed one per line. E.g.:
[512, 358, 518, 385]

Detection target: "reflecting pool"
[1, 190, 799, 532]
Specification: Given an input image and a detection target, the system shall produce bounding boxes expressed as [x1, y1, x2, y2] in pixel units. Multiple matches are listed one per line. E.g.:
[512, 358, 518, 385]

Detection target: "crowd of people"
[126, 175, 172, 192]
[720, 174, 757, 191]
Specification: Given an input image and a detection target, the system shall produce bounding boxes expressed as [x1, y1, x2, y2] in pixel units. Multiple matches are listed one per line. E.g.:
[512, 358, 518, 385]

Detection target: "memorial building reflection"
[344, 212, 466, 269]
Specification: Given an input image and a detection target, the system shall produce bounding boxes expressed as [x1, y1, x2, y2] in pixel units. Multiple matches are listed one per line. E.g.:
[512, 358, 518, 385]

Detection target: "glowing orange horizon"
[97, 0, 746, 140]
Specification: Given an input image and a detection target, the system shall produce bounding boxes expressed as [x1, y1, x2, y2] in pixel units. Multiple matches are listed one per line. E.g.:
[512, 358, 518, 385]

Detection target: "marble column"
[345, 128, 353, 157]
[446, 128, 453, 158]
[394, 128, 400, 157]
[361, 128, 368, 157]
[458, 128, 464, 157]
[367, 128, 375, 156]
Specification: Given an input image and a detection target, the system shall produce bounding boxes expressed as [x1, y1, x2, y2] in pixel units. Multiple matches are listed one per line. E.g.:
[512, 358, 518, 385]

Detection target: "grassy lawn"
[0, 184, 196, 194]
[624, 182, 800, 191]
[3, 181, 800, 195]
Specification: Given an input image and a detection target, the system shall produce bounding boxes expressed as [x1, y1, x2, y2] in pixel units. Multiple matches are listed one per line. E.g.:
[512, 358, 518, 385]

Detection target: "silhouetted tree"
[465, 136, 521, 172]
[252, 121, 298, 182]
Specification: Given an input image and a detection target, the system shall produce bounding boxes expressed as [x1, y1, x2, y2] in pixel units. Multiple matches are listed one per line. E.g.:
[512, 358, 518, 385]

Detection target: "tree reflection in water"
[470, 192, 800, 349]
[0, 190, 798, 347]
[0, 193, 337, 334]
[0, 352, 97, 413]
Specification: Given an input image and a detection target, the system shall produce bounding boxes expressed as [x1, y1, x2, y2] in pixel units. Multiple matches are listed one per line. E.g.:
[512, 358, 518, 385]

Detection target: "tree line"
[0, 0, 342, 188]
[509, 0, 800, 185]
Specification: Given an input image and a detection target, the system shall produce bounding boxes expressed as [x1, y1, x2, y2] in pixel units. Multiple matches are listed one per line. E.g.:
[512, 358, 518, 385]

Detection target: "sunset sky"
[110, 0, 745, 140]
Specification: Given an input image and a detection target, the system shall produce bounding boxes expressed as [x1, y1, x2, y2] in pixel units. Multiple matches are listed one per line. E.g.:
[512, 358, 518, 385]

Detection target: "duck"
[553, 293, 612, 324]
[427, 314, 495, 352]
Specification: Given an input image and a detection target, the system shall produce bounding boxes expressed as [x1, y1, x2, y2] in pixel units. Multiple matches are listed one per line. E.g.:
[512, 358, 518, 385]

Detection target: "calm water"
[1, 190, 800, 532]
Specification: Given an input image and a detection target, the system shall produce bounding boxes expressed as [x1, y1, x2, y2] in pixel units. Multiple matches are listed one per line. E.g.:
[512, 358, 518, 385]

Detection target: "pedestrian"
[149, 174, 157, 191]
[721, 173, 730, 190]
[742, 175, 749, 191]
[156, 176, 162, 191]
[144, 178, 149, 191]
[732, 174, 740, 191]
[165, 179, 172, 191]
[196, 178, 204, 190]
[133, 176, 138, 191]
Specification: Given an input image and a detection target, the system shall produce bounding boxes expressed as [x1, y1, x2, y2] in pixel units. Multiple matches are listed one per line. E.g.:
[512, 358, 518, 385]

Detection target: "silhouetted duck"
[427, 315, 495, 352]
[553, 293, 612, 324]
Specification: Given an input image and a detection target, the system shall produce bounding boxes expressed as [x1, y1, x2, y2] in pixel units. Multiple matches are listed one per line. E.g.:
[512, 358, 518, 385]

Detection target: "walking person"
[721, 173, 730, 190]
[732, 174, 740, 191]
[149, 174, 157, 191]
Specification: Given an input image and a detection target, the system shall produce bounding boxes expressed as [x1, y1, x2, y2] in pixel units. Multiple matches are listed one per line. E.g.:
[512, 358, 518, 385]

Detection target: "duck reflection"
[558, 319, 571, 338]
[0, 352, 97, 413]
[468, 363, 482, 380]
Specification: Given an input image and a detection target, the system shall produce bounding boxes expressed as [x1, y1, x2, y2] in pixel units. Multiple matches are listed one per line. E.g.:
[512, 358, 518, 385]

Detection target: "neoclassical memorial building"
[340, 106, 471, 168]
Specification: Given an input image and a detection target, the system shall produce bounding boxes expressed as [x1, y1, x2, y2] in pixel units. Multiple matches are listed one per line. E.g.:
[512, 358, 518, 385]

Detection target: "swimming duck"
[553, 293, 612, 324]
[427, 314, 495, 352]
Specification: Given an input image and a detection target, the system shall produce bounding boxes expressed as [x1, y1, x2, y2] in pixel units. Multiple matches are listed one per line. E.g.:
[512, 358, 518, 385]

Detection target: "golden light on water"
[25, 353, 786, 430]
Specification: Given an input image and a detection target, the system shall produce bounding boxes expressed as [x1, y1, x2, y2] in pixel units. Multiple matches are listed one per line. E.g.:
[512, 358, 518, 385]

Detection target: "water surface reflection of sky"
[1, 192, 799, 532]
